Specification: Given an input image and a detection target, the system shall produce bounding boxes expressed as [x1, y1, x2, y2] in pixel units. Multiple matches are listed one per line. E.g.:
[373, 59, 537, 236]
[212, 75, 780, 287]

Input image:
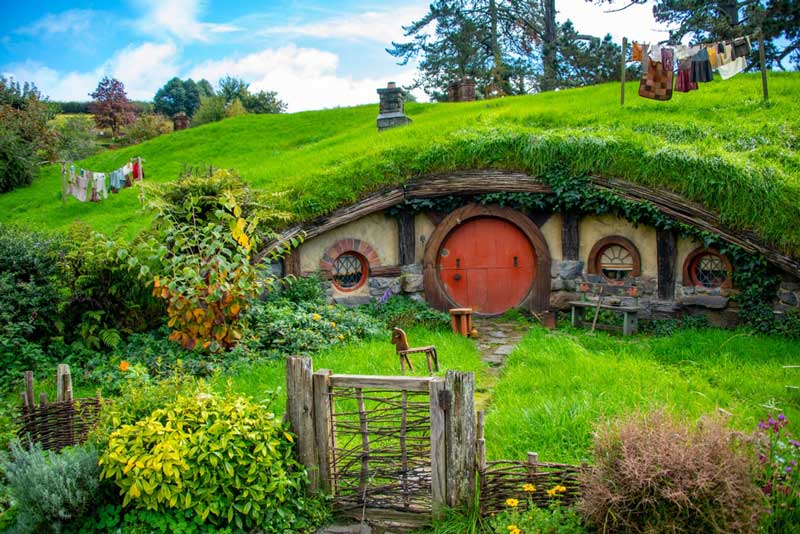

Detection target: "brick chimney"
[172, 112, 190, 131]
[448, 77, 476, 102]
[376, 82, 412, 131]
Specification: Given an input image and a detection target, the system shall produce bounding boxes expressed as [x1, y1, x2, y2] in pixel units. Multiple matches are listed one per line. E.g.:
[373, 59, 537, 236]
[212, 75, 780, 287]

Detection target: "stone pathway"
[472, 317, 528, 413]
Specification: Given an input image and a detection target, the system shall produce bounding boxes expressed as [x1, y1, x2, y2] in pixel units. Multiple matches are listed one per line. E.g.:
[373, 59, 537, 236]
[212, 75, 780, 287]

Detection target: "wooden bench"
[569, 301, 639, 336]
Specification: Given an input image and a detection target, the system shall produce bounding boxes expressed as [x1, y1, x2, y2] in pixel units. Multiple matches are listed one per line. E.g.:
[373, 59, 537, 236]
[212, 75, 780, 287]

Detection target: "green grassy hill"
[2, 73, 799, 254]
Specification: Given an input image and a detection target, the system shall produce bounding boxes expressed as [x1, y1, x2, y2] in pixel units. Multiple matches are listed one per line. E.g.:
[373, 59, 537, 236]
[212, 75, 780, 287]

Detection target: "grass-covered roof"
[1, 73, 799, 257]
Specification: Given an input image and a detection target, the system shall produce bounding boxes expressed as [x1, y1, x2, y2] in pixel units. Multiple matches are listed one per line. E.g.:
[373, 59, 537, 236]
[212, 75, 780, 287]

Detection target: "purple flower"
[790, 440, 800, 448]
[778, 414, 786, 422]
[787, 466, 793, 474]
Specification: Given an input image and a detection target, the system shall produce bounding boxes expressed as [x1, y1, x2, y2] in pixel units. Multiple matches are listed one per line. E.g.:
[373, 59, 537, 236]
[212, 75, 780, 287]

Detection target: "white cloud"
[262, 5, 428, 43]
[187, 44, 418, 112]
[3, 42, 180, 101]
[133, 0, 240, 43]
[557, 1, 675, 45]
[17, 9, 97, 36]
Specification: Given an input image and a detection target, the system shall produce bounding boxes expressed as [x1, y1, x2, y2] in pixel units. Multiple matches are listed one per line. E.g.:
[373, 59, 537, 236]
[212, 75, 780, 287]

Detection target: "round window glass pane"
[692, 254, 727, 288]
[599, 244, 634, 281]
[332, 253, 366, 290]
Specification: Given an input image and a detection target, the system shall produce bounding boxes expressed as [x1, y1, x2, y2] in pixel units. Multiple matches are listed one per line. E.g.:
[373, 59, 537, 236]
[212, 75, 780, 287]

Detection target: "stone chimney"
[448, 77, 476, 102]
[376, 82, 412, 131]
[172, 112, 190, 131]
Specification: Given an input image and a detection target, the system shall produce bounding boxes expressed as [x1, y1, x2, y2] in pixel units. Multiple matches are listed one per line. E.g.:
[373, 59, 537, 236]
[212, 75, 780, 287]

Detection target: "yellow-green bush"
[99, 391, 311, 532]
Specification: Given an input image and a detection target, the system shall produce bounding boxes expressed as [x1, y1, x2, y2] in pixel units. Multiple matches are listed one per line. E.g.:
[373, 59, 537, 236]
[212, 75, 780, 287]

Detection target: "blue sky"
[1, 0, 668, 111]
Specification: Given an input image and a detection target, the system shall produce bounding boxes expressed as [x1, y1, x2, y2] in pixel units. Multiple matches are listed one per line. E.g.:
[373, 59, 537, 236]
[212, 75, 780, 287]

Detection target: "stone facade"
[376, 82, 412, 131]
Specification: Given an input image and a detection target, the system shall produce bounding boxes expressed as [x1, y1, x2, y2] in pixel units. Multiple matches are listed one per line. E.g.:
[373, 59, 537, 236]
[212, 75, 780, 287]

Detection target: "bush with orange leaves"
[580, 410, 763, 534]
[142, 168, 293, 352]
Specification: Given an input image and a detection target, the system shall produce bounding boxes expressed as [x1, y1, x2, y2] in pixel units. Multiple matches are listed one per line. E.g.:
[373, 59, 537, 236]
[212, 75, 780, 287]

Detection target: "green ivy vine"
[391, 167, 796, 336]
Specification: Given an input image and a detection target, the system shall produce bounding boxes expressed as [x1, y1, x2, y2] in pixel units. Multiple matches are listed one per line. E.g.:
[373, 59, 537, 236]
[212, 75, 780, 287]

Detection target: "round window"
[690, 252, 728, 288]
[332, 252, 368, 291]
[597, 244, 634, 281]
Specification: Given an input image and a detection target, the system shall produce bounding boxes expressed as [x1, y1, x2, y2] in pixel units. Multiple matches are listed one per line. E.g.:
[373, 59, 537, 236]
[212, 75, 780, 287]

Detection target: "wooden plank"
[329, 374, 436, 392]
[56, 364, 70, 403]
[284, 250, 301, 277]
[620, 37, 627, 106]
[285, 356, 319, 492]
[444, 371, 476, 508]
[24, 371, 34, 411]
[397, 211, 416, 265]
[429, 378, 446, 518]
[568, 301, 639, 312]
[656, 228, 677, 300]
[562, 212, 580, 261]
[476, 411, 486, 473]
[313, 369, 334, 494]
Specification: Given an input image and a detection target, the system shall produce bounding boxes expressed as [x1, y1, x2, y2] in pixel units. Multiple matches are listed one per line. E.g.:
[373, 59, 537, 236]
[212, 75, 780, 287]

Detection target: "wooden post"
[429, 378, 446, 518]
[526, 452, 539, 480]
[56, 364, 71, 403]
[476, 411, 486, 473]
[620, 37, 627, 106]
[60, 163, 68, 207]
[24, 371, 35, 412]
[286, 356, 319, 492]
[312, 369, 334, 494]
[397, 211, 416, 265]
[758, 29, 769, 102]
[444, 370, 476, 508]
[656, 229, 677, 300]
[355, 388, 371, 503]
[561, 213, 580, 261]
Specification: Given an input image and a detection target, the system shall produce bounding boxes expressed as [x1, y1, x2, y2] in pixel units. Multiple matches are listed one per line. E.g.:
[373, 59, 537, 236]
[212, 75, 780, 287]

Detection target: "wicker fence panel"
[329, 386, 433, 515]
[479, 459, 585, 515]
[18, 398, 102, 452]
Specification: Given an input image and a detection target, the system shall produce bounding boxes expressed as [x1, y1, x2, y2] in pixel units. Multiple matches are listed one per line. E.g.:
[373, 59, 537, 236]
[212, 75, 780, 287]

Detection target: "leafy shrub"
[191, 95, 226, 126]
[55, 115, 99, 161]
[0, 441, 100, 533]
[641, 313, 711, 336]
[269, 274, 327, 305]
[756, 414, 800, 533]
[488, 501, 587, 534]
[242, 299, 383, 357]
[99, 390, 318, 532]
[121, 112, 172, 145]
[224, 98, 247, 118]
[0, 123, 38, 192]
[581, 410, 762, 533]
[364, 295, 451, 331]
[72, 505, 233, 534]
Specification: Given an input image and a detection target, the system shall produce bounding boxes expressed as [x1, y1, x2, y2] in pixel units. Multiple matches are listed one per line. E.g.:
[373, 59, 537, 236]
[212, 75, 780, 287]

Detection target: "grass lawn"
[484, 325, 800, 464]
[2, 73, 799, 256]
[213, 326, 487, 416]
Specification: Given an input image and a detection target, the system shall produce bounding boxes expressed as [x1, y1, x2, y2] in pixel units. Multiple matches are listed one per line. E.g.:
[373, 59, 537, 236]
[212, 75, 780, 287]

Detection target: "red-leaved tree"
[89, 77, 134, 137]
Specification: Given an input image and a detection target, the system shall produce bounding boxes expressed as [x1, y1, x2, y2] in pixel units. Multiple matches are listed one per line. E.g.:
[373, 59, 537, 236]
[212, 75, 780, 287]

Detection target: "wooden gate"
[286, 357, 475, 528]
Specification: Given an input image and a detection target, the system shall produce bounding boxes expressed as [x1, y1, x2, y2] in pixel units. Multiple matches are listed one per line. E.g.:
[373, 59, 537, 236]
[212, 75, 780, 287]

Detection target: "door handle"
[454, 274, 462, 281]
[514, 256, 518, 267]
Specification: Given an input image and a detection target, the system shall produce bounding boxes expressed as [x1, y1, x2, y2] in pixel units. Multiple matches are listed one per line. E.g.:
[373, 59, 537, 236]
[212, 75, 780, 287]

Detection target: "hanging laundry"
[707, 45, 720, 69]
[640, 44, 650, 75]
[122, 162, 133, 187]
[732, 36, 752, 59]
[109, 169, 125, 192]
[132, 160, 143, 181]
[718, 55, 746, 80]
[639, 58, 674, 101]
[660, 47, 674, 72]
[648, 45, 663, 63]
[691, 48, 713, 83]
[91, 172, 107, 202]
[717, 42, 734, 66]
[632, 42, 643, 61]
[675, 44, 701, 61]
[675, 59, 698, 93]
[70, 170, 90, 202]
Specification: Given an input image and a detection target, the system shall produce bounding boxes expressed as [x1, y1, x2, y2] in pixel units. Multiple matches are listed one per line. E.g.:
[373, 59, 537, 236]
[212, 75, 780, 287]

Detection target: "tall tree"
[388, 0, 543, 100]
[554, 23, 626, 87]
[154, 78, 203, 117]
[196, 79, 215, 98]
[592, 0, 800, 69]
[88, 77, 134, 137]
[218, 76, 250, 105]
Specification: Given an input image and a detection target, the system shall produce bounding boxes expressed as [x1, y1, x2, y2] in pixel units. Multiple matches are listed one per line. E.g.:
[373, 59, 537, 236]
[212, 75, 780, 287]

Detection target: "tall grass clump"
[581, 410, 763, 533]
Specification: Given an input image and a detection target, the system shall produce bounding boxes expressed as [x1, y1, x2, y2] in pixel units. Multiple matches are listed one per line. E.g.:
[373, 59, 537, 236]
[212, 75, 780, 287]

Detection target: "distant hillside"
[1, 73, 799, 255]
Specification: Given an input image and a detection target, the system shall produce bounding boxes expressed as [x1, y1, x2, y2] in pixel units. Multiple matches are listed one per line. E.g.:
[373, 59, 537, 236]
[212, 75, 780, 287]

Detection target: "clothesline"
[59, 157, 144, 206]
[618, 29, 769, 105]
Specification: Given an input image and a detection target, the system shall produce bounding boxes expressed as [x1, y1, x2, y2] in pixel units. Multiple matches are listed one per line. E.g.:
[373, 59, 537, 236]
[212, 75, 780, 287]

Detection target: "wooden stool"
[449, 307, 473, 336]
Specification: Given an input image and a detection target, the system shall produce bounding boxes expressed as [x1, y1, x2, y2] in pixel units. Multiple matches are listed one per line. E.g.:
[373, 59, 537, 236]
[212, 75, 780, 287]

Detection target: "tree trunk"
[719, 0, 740, 26]
[541, 0, 557, 92]
[489, 0, 505, 96]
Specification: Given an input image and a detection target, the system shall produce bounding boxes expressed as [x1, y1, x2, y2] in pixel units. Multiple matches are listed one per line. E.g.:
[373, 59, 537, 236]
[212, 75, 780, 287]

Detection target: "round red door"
[437, 216, 536, 314]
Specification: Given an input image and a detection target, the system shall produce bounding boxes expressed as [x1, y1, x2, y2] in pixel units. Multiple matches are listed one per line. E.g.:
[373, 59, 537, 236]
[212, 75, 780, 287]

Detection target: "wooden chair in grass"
[391, 327, 440, 375]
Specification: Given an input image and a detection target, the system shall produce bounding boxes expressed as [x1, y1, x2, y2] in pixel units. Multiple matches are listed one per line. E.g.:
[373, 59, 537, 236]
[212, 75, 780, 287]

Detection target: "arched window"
[587, 236, 642, 283]
[683, 248, 732, 289]
[331, 252, 368, 291]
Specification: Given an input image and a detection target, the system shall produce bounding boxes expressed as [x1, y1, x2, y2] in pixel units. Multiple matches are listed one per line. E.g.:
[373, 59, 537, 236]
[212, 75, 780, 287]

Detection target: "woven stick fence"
[17, 365, 102, 452]
[476, 412, 587, 515]
[328, 385, 433, 514]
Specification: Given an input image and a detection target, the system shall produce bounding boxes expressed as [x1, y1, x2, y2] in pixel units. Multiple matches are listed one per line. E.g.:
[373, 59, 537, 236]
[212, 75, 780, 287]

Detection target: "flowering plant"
[487, 485, 586, 534]
[756, 413, 800, 533]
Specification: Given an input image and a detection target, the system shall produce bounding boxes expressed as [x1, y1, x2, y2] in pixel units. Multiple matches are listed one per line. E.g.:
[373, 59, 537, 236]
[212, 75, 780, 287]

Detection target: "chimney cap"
[387, 81, 397, 88]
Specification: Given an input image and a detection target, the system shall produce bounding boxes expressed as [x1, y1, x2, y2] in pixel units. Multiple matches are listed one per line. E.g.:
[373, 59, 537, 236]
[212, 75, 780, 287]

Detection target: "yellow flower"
[511, 529, 521, 534]
[331, 322, 337, 328]
[546, 488, 556, 498]
[555, 485, 567, 493]
[338, 334, 345, 341]
[505, 498, 519, 508]
[523, 483, 536, 493]
[507, 526, 518, 531]
[119, 361, 130, 372]
[327, 305, 334, 310]
[312, 313, 322, 321]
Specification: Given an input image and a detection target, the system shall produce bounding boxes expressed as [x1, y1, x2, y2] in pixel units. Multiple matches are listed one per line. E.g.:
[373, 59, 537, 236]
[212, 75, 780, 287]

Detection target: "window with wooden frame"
[587, 236, 642, 283]
[683, 248, 732, 289]
[331, 252, 368, 292]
